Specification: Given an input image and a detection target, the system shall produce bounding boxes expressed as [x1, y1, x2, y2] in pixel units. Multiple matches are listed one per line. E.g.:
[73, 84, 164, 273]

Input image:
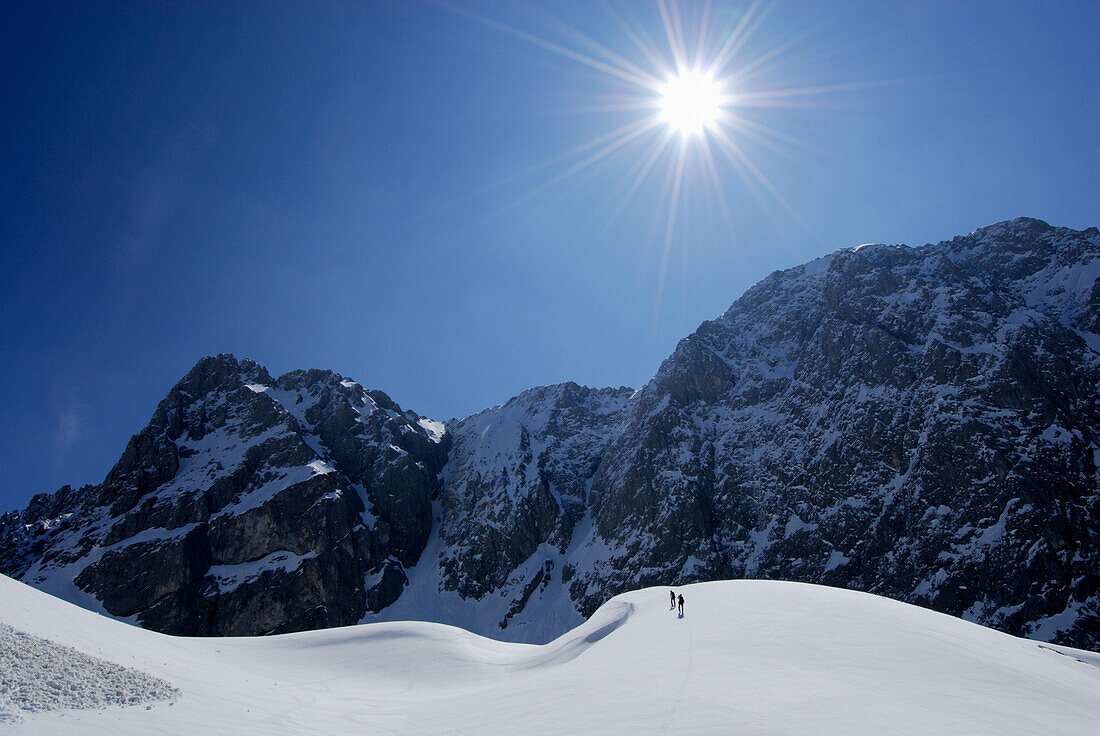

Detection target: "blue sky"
[2, 0, 1097, 511]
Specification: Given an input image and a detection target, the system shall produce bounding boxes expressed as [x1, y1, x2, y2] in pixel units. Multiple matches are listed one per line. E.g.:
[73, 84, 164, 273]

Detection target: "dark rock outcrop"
[1, 356, 448, 636]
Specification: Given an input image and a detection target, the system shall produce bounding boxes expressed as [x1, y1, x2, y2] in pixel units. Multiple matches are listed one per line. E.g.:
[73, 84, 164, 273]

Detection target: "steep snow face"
[432, 383, 634, 629]
[367, 385, 634, 644]
[3, 573, 1100, 735]
[580, 218, 1100, 648]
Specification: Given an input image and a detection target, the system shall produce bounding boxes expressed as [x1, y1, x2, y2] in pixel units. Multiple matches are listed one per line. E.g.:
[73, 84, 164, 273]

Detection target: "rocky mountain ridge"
[2, 218, 1098, 649]
[0, 361, 449, 635]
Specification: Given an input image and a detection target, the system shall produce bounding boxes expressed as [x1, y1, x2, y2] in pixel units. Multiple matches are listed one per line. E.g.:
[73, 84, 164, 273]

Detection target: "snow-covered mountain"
[576, 217, 1100, 646]
[2, 217, 1098, 649]
[3, 573, 1099, 734]
[0, 361, 449, 635]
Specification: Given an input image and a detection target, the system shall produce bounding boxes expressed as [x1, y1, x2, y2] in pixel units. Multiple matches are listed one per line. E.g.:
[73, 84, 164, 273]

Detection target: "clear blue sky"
[2, 0, 1097, 511]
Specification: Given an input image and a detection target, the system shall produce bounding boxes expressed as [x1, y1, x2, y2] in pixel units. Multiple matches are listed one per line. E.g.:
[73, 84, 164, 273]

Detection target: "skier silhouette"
[677, 593, 684, 617]
[670, 590, 676, 609]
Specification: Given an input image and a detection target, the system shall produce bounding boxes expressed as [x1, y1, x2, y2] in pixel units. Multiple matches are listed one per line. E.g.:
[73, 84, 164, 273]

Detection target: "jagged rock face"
[1, 218, 1098, 650]
[271, 370, 448, 568]
[577, 219, 1100, 649]
[0, 356, 448, 636]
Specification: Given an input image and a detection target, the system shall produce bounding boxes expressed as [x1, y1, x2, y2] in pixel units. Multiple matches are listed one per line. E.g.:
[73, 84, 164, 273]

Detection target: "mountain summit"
[3, 218, 1098, 649]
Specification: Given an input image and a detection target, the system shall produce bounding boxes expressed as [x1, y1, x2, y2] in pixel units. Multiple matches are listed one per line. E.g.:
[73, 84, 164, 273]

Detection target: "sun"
[658, 69, 724, 136]
[442, 0, 839, 242]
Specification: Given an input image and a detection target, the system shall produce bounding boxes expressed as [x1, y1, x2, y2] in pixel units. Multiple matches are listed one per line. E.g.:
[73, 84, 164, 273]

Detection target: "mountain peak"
[967, 216, 1054, 238]
[176, 354, 273, 397]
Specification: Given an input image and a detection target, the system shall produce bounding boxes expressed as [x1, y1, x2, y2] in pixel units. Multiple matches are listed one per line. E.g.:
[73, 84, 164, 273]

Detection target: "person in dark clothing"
[670, 590, 676, 609]
[677, 593, 684, 616]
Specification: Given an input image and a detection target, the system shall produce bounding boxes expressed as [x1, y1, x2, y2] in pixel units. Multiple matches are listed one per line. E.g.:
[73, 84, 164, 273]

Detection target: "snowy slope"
[2, 573, 1098, 735]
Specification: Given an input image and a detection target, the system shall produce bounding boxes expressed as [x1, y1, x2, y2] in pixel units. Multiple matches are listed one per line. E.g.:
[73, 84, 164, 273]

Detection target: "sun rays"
[432, 0, 863, 320]
[437, 0, 846, 225]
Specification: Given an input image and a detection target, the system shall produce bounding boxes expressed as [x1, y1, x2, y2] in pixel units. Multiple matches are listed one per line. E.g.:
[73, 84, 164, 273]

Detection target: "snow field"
[2, 573, 1098, 735]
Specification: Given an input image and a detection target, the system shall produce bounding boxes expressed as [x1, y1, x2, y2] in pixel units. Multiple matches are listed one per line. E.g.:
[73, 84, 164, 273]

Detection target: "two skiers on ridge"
[670, 589, 684, 616]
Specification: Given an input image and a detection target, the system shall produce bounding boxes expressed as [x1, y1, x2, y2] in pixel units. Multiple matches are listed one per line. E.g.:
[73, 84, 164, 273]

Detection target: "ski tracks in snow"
[659, 597, 695, 731]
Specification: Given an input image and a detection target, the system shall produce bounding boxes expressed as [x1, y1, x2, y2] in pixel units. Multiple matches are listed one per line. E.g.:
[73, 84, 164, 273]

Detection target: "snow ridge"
[4, 573, 1100, 735]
